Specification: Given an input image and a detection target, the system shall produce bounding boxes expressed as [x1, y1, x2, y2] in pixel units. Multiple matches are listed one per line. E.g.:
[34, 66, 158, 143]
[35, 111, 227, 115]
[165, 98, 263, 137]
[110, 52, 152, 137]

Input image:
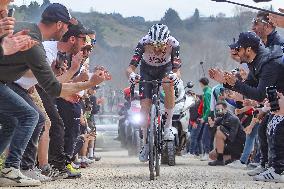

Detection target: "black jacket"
[230, 46, 284, 102]
[214, 111, 243, 142]
[266, 30, 284, 50]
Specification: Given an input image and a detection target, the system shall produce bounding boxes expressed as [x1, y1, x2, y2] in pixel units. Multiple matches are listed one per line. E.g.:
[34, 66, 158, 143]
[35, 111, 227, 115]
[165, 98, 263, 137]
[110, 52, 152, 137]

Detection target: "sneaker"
[253, 167, 283, 183]
[66, 164, 81, 178]
[182, 153, 196, 159]
[94, 155, 101, 161]
[247, 165, 266, 176]
[194, 155, 201, 159]
[80, 162, 89, 169]
[0, 167, 41, 187]
[139, 145, 149, 162]
[82, 157, 94, 164]
[247, 163, 260, 170]
[200, 153, 209, 161]
[164, 127, 176, 141]
[208, 160, 225, 166]
[41, 164, 68, 180]
[227, 160, 247, 169]
[71, 162, 80, 169]
[22, 168, 51, 183]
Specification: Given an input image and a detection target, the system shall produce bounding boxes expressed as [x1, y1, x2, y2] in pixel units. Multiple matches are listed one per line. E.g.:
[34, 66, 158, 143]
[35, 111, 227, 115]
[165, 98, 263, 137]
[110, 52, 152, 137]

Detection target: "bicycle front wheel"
[148, 104, 156, 180]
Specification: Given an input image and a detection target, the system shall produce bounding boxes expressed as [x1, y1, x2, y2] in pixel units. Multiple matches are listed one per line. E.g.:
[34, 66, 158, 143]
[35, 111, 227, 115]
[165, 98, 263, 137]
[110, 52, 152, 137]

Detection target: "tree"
[160, 8, 183, 29]
[90, 6, 94, 13]
[184, 8, 200, 30]
[192, 8, 200, 23]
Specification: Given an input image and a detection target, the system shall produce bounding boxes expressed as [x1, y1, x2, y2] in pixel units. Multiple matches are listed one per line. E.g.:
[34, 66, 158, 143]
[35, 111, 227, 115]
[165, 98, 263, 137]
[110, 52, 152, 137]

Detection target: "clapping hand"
[269, 8, 284, 28]
[208, 68, 226, 83]
[224, 71, 237, 86]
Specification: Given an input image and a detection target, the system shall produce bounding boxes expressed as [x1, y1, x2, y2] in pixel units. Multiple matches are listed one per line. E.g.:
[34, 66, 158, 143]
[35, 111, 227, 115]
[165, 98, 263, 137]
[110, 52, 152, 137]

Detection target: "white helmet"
[148, 24, 170, 44]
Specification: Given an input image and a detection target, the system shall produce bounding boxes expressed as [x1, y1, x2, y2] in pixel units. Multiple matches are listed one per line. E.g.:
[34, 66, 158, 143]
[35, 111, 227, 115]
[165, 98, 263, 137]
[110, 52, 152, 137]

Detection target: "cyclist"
[126, 24, 182, 162]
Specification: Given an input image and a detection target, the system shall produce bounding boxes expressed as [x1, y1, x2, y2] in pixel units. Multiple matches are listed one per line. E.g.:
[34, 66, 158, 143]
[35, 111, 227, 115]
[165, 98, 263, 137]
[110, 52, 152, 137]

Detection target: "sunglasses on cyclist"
[151, 42, 167, 49]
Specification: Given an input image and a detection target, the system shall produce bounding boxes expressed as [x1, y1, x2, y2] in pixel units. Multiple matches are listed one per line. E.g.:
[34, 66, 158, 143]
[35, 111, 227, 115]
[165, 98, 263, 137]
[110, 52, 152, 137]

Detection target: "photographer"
[208, 102, 245, 166]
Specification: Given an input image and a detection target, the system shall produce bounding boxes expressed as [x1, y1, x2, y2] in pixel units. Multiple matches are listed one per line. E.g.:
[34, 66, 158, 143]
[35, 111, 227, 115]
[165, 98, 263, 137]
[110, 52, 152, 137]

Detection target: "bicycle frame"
[130, 80, 172, 180]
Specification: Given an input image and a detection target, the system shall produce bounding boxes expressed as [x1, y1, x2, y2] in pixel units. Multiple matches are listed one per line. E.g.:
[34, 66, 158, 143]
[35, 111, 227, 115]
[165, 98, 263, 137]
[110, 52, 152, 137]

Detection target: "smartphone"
[266, 86, 280, 112]
[8, 8, 15, 17]
[55, 51, 66, 69]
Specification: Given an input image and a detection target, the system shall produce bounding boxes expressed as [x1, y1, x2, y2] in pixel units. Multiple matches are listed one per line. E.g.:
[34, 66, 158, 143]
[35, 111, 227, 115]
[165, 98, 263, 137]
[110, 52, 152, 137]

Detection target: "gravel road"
[2, 150, 284, 189]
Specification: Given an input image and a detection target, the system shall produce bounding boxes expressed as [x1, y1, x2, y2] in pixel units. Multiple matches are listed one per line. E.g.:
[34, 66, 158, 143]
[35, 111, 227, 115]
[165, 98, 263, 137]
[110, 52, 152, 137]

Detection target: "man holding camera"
[208, 102, 245, 166]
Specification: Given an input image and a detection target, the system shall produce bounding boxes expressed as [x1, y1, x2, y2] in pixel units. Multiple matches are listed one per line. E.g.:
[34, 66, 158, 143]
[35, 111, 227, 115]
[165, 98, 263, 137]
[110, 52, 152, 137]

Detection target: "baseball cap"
[62, 21, 90, 39]
[229, 31, 261, 50]
[41, 3, 77, 25]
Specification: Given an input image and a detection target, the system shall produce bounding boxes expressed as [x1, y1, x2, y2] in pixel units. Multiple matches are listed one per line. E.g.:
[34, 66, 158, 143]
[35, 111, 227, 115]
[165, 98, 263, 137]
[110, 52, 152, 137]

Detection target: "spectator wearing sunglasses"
[252, 11, 284, 50]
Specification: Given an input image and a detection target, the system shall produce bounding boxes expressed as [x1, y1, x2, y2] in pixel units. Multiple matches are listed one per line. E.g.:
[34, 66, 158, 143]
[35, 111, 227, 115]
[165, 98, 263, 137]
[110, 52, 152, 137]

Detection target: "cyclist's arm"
[126, 42, 144, 77]
[126, 65, 137, 77]
[171, 44, 181, 71]
[173, 68, 181, 78]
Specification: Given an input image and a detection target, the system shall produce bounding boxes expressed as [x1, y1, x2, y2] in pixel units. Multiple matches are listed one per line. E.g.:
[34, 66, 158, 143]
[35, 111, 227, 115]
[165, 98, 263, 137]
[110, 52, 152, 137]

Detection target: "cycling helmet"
[148, 24, 170, 44]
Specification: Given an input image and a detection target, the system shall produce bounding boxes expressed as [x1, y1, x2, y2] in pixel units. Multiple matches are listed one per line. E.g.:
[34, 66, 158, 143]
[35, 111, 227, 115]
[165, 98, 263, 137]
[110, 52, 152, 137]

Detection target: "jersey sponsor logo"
[149, 56, 166, 64]
[132, 55, 141, 62]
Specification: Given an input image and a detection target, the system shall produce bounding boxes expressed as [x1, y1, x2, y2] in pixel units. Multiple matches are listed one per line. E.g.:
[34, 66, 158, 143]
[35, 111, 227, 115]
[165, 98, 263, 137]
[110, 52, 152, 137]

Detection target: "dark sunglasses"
[77, 36, 87, 42]
[252, 18, 269, 25]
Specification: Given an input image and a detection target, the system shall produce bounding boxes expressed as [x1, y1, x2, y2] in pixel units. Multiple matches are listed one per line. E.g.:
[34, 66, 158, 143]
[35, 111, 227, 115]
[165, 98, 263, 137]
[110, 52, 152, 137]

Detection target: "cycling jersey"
[130, 35, 181, 69]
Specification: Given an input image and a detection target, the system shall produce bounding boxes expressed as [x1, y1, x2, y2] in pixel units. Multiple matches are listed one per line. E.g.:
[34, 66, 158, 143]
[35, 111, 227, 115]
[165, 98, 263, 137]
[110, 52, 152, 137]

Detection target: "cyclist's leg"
[140, 99, 151, 144]
[138, 64, 154, 162]
[161, 65, 176, 140]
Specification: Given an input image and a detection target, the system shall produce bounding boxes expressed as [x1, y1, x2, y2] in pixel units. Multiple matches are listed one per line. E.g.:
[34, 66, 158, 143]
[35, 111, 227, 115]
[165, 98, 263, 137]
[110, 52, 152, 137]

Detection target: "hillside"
[10, 1, 284, 92]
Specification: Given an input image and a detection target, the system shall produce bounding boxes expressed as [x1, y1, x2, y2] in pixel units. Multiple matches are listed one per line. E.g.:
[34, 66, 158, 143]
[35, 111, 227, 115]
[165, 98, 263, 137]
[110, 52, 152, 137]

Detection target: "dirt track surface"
[1, 150, 284, 189]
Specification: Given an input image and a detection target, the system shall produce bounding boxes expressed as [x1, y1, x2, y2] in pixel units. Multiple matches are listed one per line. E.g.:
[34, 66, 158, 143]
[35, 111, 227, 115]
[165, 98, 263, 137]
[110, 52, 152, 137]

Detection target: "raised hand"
[208, 68, 226, 83]
[71, 51, 83, 71]
[2, 31, 34, 55]
[269, 8, 284, 28]
[0, 17, 15, 37]
[224, 71, 237, 86]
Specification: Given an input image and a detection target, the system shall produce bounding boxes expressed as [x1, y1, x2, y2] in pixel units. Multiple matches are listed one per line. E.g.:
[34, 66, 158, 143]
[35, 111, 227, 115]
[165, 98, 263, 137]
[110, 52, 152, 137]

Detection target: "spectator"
[199, 77, 212, 161]
[208, 102, 245, 166]
[0, 2, 37, 57]
[209, 31, 284, 178]
[253, 112, 284, 182]
[0, 3, 108, 187]
[37, 22, 94, 179]
[252, 11, 284, 49]
[186, 94, 203, 157]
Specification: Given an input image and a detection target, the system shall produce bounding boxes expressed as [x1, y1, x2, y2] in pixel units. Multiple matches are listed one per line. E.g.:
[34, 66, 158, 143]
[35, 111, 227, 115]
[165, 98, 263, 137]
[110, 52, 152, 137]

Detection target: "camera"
[266, 86, 280, 112]
[55, 51, 67, 69]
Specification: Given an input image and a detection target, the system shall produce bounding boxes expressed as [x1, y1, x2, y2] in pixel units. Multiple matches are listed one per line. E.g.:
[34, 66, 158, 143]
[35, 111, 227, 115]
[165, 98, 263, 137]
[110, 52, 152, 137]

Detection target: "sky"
[12, 0, 284, 21]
